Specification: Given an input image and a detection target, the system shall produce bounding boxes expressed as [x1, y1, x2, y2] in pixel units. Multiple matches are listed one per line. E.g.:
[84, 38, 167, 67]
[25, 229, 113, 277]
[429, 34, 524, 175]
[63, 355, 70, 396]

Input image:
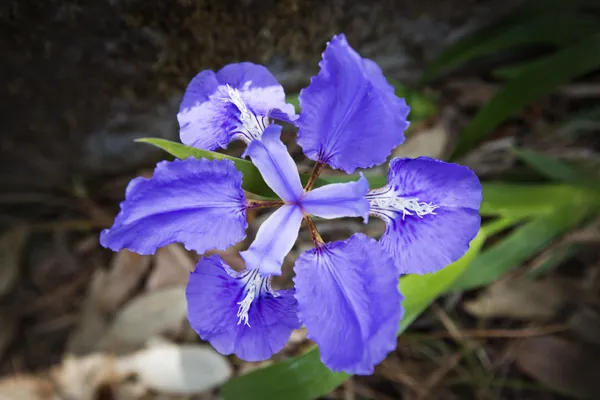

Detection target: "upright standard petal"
[240, 205, 304, 276]
[178, 62, 297, 150]
[297, 34, 410, 174]
[186, 255, 300, 361]
[293, 234, 403, 374]
[302, 174, 370, 222]
[100, 158, 247, 255]
[242, 124, 303, 202]
[367, 157, 482, 275]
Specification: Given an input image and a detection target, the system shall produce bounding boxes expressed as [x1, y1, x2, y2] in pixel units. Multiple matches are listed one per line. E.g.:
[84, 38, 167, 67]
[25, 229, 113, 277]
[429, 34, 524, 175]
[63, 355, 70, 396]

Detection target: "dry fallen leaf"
[568, 305, 600, 347]
[51, 354, 117, 400]
[0, 375, 57, 400]
[392, 121, 450, 160]
[516, 335, 600, 398]
[117, 341, 232, 394]
[98, 249, 151, 313]
[97, 285, 187, 353]
[146, 244, 193, 291]
[464, 276, 579, 320]
[0, 226, 29, 297]
[68, 269, 111, 354]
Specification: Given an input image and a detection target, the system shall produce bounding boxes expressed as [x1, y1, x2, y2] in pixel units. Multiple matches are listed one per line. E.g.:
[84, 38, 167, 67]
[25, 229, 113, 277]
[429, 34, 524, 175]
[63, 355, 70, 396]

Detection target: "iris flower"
[101, 34, 481, 374]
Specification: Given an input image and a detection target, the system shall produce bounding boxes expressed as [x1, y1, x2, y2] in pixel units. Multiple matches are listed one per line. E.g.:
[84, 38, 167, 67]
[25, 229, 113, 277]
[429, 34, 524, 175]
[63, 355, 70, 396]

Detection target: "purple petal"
[242, 124, 303, 202]
[302, 175, 370, 222]
[241, 205, 304, 276]
[186, 255, 300, 361]
[369, 157, 482, 274]
[178, 63, 296, 150]
[297, 34, 410, 174]
[293, 233, 403, 374]
[100, 158, 247, 255]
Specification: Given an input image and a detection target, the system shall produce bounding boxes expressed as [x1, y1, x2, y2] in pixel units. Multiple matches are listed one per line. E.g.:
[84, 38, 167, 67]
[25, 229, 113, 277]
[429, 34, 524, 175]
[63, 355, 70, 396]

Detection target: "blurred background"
[1, 0, 600, 399]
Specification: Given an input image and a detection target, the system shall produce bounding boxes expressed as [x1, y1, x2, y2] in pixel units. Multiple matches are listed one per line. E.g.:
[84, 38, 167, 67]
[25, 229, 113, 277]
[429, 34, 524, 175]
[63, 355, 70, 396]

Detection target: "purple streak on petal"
[241, 204, 304, 276]
[100, 158, 247, 255]
[372, 157, 482, 274]
[242, 124, 303, 202]
[186, 255, 300, 361]
[293, 233, 403, 374]
[302, 174, 370, 222]
[178, 62, 297, 150]
[297, 34, 410, 174]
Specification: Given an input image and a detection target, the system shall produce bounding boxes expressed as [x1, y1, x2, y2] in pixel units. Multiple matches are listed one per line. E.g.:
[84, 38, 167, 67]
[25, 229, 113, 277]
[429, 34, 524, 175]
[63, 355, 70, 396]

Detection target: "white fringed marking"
[367, 185, 439, 221]
[221, 85, 268, 143]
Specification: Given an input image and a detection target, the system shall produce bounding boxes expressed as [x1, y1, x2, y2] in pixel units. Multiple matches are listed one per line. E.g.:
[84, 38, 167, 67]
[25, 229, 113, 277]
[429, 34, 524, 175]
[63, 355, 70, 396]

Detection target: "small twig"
[304, 161, 325, 191]
[417, 351, 463, 400]
[342, 379, 355, 400]
[401, 324, 568, 342]
[246, 199, 285, 209]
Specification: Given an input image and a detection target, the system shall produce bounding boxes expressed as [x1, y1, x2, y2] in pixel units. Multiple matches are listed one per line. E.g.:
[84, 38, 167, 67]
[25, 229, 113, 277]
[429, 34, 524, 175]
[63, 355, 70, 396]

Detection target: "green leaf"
[451, 199, 594, 291]
[318, 174, 388, 189]
[137, 138, 390, 196]
[220, 231, 485, 400]
[510, 147, 590, 182]
[452, 31, 600, 158]
[420, 13, 600, 83]
[286, 94, 300, 113]
[389, 81, 438, 123]
[137, 138, 277, 197]
[480, 183, 578, 217]
[491, 57, 548, 80]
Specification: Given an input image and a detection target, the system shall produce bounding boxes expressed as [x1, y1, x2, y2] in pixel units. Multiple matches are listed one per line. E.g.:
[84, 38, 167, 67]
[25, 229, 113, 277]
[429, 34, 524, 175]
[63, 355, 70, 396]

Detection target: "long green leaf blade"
[452, 31, 600, 158]
[451, 201, 593, 291]
[421, 13, 599, 83]
[137, 138, 277, 197]
[220, 232, 485, 400]
[137, 138, 389, 195]
[510, 147, 589, 182]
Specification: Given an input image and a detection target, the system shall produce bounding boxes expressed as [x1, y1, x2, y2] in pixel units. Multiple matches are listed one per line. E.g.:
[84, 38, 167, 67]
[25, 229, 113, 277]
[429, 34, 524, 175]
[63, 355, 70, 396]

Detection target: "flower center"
[236, 269, 276, 327]
[221, 85, 269, 143]
[366, 185, 439, 221]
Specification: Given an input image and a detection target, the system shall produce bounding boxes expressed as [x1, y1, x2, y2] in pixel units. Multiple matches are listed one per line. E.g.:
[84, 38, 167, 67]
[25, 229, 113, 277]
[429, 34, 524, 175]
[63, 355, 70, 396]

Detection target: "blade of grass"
[450, 201, 593, 291]
[510, 147, 590, 182]
[452, 31, 600, 158]
[421, 13, 600, 83]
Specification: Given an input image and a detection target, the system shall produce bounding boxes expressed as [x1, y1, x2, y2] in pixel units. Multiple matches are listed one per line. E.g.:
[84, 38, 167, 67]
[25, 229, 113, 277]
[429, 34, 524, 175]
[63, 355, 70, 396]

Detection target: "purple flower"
[367, 157, 482, 275]
[101, 33, 481, 375]
[178, 62, 297, 150]
[186, 255, 300, 361]
[297, 34, 410, 174]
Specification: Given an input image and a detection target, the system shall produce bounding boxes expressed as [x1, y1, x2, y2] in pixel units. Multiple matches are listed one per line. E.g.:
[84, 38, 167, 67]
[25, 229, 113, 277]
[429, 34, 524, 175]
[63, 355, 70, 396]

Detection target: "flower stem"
[304, 215, 324, 247]
[304, 162, 325, 192]
[246, 199, 285, 209]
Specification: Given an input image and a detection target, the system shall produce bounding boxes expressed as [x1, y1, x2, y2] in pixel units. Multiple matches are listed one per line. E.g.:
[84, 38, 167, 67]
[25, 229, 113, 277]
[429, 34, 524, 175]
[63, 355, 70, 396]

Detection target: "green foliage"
[136, 138, 276, 197]
[453, 31, 600, 157]
[388, 80, 438, 124]
[420, 13, 600, 84]
[452, 181, 600, 291]
[510, 147, 594, 182]
[419, 0, 600, 157]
